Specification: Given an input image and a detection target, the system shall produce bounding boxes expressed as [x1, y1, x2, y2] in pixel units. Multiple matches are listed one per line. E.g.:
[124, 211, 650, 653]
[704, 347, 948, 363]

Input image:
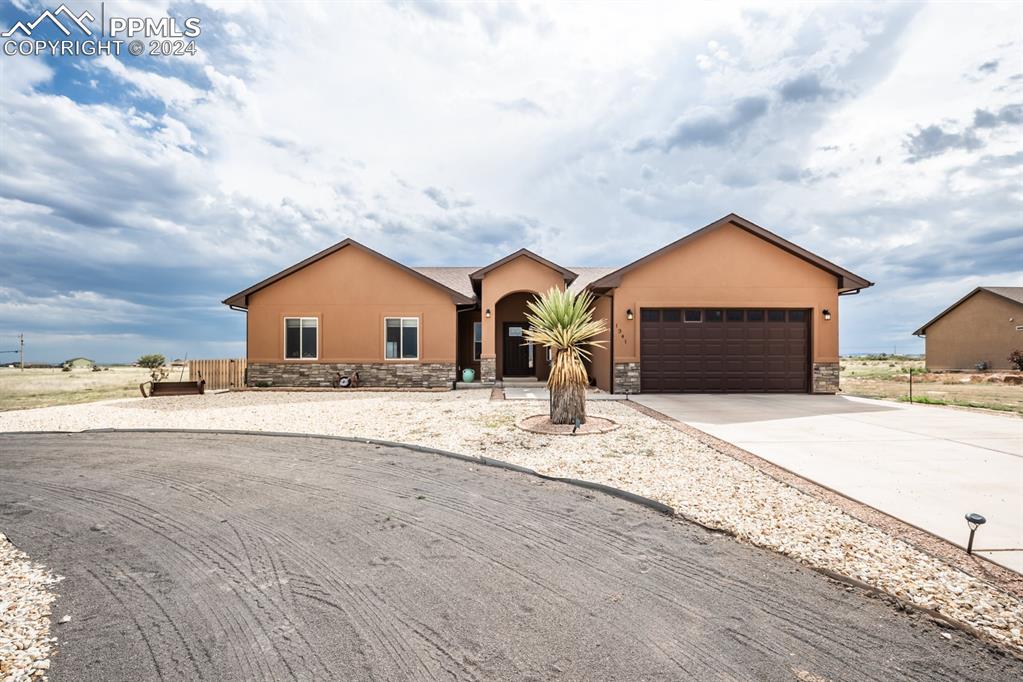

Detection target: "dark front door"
[640, 308, 810, 393]
[503, 322, 533, 377]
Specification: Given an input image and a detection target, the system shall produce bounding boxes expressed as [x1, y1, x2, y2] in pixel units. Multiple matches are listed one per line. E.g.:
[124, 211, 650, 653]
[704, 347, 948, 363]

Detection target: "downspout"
[609, 292, 614, 394]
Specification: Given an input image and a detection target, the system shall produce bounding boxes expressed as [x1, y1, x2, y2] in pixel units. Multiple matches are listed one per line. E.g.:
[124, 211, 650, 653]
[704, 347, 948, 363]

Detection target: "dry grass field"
[3, 360, 1019, 415]
[840, 357, 1023, 414]
[0, 366, 153, 411]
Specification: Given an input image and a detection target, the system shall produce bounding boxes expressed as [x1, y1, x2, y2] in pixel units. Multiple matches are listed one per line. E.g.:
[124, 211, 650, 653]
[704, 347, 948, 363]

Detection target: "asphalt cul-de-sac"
[0, 431, 1019, 681]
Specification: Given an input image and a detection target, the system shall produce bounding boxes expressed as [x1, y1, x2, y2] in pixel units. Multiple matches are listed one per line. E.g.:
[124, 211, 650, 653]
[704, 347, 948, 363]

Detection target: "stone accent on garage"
[248, 363, 456, 388]
[812, 362, 840, 394]
[613, 362, 641, 394]
[480, 357, 497, 384]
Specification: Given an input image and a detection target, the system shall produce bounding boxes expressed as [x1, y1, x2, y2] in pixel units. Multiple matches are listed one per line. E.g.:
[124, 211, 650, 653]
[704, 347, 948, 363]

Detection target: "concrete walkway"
[633, 394, 1023, 572]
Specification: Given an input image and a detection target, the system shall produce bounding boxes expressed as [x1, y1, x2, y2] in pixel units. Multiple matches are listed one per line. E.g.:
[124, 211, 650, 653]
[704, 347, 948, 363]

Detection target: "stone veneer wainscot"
[613, 362, 641, 394]
[248, 363, 456, 389]
[812, 362, 840, 394]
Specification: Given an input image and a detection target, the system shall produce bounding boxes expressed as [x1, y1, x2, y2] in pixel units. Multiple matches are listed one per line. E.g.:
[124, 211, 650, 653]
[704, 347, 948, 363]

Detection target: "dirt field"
[0, 366, 153, 411]
[840, 357, 1023, 414]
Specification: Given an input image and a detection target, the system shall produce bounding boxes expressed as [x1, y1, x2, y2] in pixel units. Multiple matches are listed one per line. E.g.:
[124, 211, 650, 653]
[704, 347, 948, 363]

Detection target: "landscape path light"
[965, 513, 986, 555]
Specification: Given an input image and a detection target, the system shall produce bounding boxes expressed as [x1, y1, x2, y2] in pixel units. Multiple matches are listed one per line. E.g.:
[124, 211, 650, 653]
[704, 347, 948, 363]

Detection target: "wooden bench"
[140, 380, 206, 398]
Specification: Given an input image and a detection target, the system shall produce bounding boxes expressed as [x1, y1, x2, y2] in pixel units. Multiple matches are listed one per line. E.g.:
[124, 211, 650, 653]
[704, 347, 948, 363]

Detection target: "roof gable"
[588, 214, 872, 293]
[913, 286, 1023, 336]
[469, 249, 577, 282]
[222, 239, 475, 308]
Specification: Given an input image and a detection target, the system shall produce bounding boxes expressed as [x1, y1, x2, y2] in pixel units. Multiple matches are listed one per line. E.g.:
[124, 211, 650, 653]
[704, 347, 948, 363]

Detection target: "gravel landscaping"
[0, 533, 60, 681]
[2, 390, 1022, 655]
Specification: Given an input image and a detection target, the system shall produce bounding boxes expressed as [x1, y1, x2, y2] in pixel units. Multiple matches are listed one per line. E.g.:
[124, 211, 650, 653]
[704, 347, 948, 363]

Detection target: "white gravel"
[2, 390, 1022, 653]
[0, 534, 60, 681]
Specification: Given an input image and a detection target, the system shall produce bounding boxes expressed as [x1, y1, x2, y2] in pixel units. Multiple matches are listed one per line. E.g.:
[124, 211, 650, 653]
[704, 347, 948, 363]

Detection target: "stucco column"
[480, 280, 497, 382]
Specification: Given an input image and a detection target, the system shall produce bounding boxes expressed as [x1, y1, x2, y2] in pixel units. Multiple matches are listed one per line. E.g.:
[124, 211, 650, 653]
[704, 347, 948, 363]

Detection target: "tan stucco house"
[223, 214, 872, 393]
[913, 287, 1023, 370]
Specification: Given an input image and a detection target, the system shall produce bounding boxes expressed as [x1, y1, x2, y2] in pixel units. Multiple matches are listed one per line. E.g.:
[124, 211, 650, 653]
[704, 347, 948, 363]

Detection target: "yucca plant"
[522, 287, 607, 424]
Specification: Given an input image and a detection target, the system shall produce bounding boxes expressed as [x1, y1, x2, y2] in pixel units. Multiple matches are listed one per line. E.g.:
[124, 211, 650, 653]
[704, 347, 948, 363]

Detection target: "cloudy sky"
[0, 1, 1020, 363]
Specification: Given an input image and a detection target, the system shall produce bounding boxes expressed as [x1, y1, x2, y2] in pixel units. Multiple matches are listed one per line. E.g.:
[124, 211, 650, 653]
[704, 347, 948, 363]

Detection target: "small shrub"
[1008, 350, 1023, 371]
[61, 365, 71, 372]
[136, 354, 168, 383]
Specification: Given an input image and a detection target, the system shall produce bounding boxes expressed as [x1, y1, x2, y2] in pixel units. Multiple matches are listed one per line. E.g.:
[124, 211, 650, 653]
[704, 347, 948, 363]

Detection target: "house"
[913, 287, 1023, 370]
[223, 214, 872, 393]
[62, 357, 95, 370]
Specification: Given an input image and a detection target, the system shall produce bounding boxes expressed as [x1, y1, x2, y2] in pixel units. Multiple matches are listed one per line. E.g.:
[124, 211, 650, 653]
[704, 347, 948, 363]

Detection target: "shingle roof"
[410, 267, 477, 300]
[225, 214, 871, 309]
[567, 267, 618, 293]
[982, 286, 1023, 305]
[913, 286, 1023, 336]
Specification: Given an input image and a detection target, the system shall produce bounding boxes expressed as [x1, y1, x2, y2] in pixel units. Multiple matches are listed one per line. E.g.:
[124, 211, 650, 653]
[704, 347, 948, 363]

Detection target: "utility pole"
[19, 334, 24, 371]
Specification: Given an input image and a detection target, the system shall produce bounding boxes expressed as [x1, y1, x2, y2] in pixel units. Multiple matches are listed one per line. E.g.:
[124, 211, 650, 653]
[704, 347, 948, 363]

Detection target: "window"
[726, 309, 743, 322]
[746, 309, 764, 322]
[385, 317, 419, 359]
[641, 309, 659, 322]
[473, 322, 482, 360]
[684, 309, 702, 323]
[704, 309, 723, 322]
[768, 310, 786, 322]
[284, 318, 317, 359]
[663, 309, 682, 322]
[788, 310, 807, 322]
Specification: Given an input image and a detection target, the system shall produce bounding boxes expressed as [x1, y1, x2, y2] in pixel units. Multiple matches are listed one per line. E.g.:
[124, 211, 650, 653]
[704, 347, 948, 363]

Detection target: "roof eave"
[589, 213, 873, 293]
[469, 248, 577, 282]
[221, 239, 475, 308]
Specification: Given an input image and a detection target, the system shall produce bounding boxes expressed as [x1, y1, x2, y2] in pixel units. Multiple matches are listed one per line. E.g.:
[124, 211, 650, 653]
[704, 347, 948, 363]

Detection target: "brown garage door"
[640, 308, 809, 393]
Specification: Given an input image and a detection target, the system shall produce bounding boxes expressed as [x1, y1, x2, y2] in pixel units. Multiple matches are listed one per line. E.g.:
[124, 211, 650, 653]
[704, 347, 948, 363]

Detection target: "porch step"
[502, 377, 541, 386]
[455, 381, 494, 390]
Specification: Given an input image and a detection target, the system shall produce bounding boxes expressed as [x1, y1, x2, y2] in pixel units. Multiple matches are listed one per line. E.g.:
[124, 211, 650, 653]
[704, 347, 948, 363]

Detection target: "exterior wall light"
[965, 513, 986, 554]
[626, 309, 634, 320]
[822, 309, 832, 321]
[485, 308, 491, 318]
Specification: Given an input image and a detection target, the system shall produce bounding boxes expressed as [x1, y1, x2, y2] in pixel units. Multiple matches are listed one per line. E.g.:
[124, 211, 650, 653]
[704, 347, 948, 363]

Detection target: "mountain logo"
[2, 4, 95, 38]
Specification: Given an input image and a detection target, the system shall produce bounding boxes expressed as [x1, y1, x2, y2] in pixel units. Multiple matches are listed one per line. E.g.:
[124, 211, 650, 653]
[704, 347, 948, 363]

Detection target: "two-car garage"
[639, 308, 810, 393]
[584, 215, 873, 395]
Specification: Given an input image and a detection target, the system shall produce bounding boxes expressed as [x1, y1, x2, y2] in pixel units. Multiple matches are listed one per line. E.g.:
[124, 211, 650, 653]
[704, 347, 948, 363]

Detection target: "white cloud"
[0, 1, 1020, 360]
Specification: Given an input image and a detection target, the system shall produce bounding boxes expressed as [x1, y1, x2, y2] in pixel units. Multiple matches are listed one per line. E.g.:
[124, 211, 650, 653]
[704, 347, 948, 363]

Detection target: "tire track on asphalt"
[1, 431, 1020, 682]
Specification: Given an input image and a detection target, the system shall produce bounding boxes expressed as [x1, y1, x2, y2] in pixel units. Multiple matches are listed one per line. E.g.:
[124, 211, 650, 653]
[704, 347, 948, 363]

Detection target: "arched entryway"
[494, 290, 550, 381]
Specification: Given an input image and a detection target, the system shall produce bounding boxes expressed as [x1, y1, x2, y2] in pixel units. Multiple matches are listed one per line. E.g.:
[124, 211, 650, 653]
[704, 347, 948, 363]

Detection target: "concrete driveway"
[3, 431, 1019, 680]
[633, 394, 1023, 572]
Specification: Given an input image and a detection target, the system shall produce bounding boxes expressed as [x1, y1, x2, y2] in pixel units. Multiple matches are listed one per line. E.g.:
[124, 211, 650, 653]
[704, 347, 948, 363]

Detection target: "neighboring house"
[913, 287, 1023, 370]
[62, 357, 95, 370]
[223, 214, 872, 393]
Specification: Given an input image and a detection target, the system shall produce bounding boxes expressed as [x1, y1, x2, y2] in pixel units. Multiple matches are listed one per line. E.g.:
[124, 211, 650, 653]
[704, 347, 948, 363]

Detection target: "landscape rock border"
[0, 533, 61, 681]
[515, 414, 619, 435]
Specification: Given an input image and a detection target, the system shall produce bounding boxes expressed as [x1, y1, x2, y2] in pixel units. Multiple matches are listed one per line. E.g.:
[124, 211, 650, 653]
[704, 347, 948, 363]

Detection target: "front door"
[503, 322, 533, 377]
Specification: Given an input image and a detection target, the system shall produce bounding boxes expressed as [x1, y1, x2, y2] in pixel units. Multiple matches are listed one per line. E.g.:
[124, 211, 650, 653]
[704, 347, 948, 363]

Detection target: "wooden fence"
[189, 358, 247, 390]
